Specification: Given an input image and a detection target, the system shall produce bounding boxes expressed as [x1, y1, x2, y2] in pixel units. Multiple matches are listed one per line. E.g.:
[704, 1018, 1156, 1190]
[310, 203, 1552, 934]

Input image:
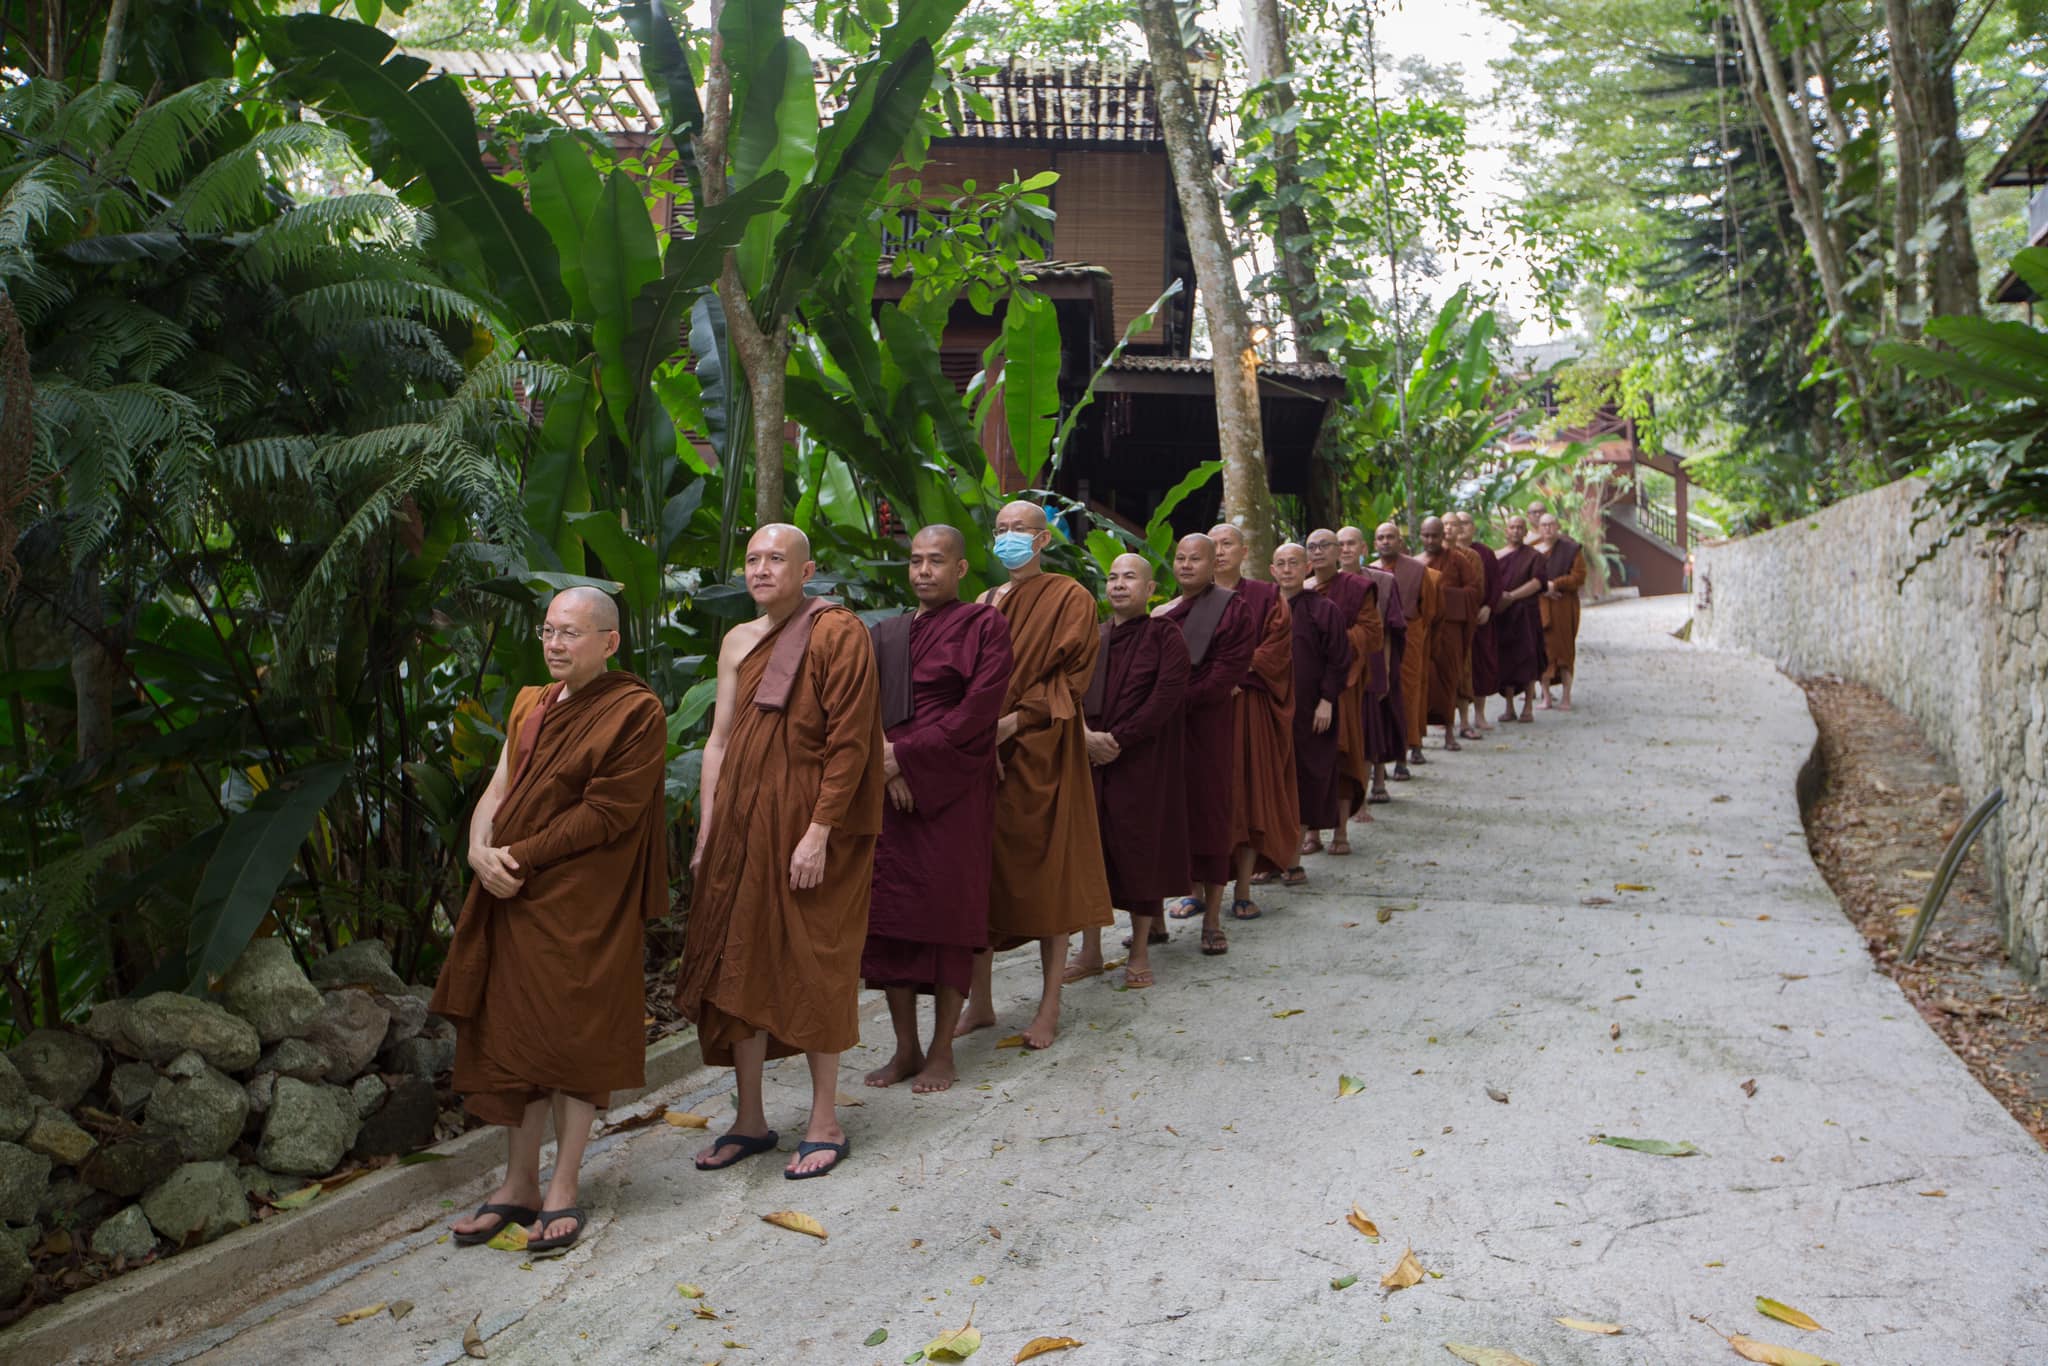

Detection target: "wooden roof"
[1985, 97, 2048, 190]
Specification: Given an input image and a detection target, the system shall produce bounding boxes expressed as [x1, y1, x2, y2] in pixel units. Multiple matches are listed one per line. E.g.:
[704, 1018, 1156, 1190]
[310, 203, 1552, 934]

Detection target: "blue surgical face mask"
[993, 530, 1038, 569]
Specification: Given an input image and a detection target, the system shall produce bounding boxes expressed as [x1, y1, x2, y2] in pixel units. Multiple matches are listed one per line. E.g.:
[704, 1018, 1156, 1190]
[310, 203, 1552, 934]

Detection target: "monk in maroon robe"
[1491, 514, 1548, 722]
[1160, 534, 1257, 955]
[1210, 523, 1295, 919]
[1304, 528, 1375, 851]
[1455, 512, 1501, 734]
[1081, 553, 1191, 989]
[1360, 562, 1405, 801]
[1420, 516, 1481, 752]
[862, 527, 1013, 1094]
[1271, 543, 1350, 886]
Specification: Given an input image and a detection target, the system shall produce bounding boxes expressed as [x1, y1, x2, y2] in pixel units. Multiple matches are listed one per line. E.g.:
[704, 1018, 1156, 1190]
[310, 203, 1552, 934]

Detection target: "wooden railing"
[1634, 484, 1683, 547]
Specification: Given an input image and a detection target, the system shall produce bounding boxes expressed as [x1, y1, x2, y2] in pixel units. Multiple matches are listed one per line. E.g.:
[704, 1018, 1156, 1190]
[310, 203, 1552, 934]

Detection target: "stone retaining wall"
[1691, 478, 2048, 978]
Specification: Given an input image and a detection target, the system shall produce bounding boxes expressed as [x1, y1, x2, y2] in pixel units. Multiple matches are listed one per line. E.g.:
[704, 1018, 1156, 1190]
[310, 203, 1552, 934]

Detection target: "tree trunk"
[98, 0, 131, 83]
[1241, 0, 1322, 361]
[1886, 0, 1925, 334]
[67, 562, 142, 991]
[1134, 0, 1279, 562]
[1886, 0, 1980, 323]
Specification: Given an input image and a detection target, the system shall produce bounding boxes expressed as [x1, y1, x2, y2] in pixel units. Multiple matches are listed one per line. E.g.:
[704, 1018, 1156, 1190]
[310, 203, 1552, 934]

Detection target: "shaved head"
[1208, 522, 1250, 580]
[1172, 533, 1217, 594]
[997, 500, 1048, 532]
[912, 523, 967, 560]
[1105, 551, 1155, 619]
[1374, 521, 1403, 561]
[750, 522, 812, 560]
[744, 522, 815, 614]
[552, 584, 620, 632]
[908, 524, 969, 608]
[1421, 516, 1446, 554]
[1336, 525, 1367, 571]
[541, 585, 621, 689]
[1270, 541, 1310, 593]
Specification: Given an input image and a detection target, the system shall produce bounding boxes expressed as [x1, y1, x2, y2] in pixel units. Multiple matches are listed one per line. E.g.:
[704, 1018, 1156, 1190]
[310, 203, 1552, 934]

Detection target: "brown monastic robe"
[1083, 615, 1191, 905]
[1228, 577, 1298, 872]
[1360, 566, 1406, 765]
[677, 603, 884, 1065]
[1288, 588, 1353, 830]
[863, 601, 1013, 994]
[1313, 571, 1379, 807]
[1540, 538, 1588, 681]
[1164, 585, 1258, 884]
[1467, 540, 1502, 701]
[984, 573, 1113, 942]
[435, 671, 668, 1125]
[1422, 546, 1481, 726]
[1389, 555, 1442, 747]
[1492, 545, 1547, 694]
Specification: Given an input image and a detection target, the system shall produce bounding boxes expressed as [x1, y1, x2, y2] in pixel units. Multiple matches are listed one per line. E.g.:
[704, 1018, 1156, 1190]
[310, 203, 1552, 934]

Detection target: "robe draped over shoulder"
[434, 671, 668, 1125]
[864, 601, 1013, 993]
[1086, 616, 1192, 904]
[1391, 556, 1442, 747]
[1229, 578, 1298, 873]
[1540, 538, 1588, 680]
[1363, 569, 1408, 765]
[1164, 585, 1258, 884]
[1313, 572, 1379, 807]
[1468, 541, 1502, 700]
[1423, 547, 1482, 726]
[1289, 589, 1352, 830]
[677, 605, 884, 1065]
[1491, 545, 1547, 693]
[986, 573, 1113, 940]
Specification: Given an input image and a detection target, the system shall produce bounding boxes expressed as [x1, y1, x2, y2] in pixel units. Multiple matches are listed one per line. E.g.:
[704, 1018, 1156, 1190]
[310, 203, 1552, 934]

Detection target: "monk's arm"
[1184, 611, 1255, 708]
[1358, 594, 1384, 659]
[692, 634, 748, 864]
[1556, 550, 1587, 594]
[806, 614, 880, 831]
[504, 696, 666, 871]
[1243, 601, 1291, 695]
[1110, 635, 1189, 748]
[895, 617, 1013, 808]
[1008, 590, 1098, 740]
[468, 735, 513, 857]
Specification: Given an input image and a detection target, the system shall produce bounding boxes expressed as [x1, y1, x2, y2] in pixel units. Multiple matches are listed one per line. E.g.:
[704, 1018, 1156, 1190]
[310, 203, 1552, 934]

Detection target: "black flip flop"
[526, 1206, 584, 1253]
[1121, 928, 1170, 948]
[695, 1129, 780, 1171]
[785, 1139, 849, 1180]
[452, 1202, 539, 1247]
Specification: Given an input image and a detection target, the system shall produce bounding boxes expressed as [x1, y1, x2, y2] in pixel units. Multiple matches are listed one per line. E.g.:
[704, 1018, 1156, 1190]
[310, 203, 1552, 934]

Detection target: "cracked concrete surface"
[120, 597, 2048, 1365]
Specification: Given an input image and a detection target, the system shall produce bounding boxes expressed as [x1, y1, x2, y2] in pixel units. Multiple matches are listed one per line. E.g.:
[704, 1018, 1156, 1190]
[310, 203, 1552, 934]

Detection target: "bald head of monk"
[1374, 521, 1403, 566]
[1504, 514, 1528, 547]
[744, 523, 815, 618]
[1270, 541, 1310, 594]
[1104, 552, 1155, 622]
[907, 524, 969, 610]
[1449, 511, 1473, 547]
[1304, 527, 1340, 580]
[1420, 516, 1445, 555]
[1337, 525, 1367, 572]
[993, 500, 1052, 579]
[1208, 523, 1250, 582]
[1172, 533, 1218, 596]
[541, 585, 622, 691]
[1526, 499, 1548, 522]
[1538, 513, 1562, 541]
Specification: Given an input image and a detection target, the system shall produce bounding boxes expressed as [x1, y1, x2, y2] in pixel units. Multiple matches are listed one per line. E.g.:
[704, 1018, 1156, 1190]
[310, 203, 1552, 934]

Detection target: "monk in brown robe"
[1359, 558, 1404, 798]
[1271, 543, 1350, 886]
[1080, 553, 1191, 989]
[681, 525, 883, 1179]
[439, 586, 667, 1252]
[960, 501, 1113, 1050]
[1452, 512, 1500, 736]
[1304, 528, 1378, 851]
[1492, 515, 1549, 722]
[1377, 522, 1442, 767]
[863, 526, 1013, 1094]
[1211, 523, 1296, 918]
[1534, 513, 1588, 709]
[1419, 516, 1482, 752]
[1158, 534, 1258, 951]
[1337, 525, 1371, 577]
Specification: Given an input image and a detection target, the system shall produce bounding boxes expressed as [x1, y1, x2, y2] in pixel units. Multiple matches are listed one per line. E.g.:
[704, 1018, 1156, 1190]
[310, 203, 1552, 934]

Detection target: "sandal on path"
[1167, 896, 1205, 920]
[526, 1207, 585, 1253]
[1062, 957, 1104, 983]
[1390, 765, 1411, 782]
[785, 1139, 850, 1180]
[1250, 869, 1277, 885]
[452, 1203, 539, 1247]
[1281, 866, 1308, 886]
[695, 1130, 779, 1171]
[1459, 727, 1483, 741]
[1200, 926, 1229, 956]
[1327, 836, 1352, 856]
[1229, 898, 1262, 921]
[1300, 833, 1325, 856]
[1123, 967, 1154, 990]
[1122, 927, 1170, 948]
[1368, 786, 1391, 805]
[1444, 738, 1462, 752]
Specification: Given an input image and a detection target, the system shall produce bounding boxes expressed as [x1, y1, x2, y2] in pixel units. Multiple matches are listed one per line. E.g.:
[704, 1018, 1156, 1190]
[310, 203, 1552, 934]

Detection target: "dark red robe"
[1363, 567, 1408, 765]
[1083, 616, 1191, 906]
[1469, 540, 1502, 700]
[1163, 585, 1258, 885]
[1312, 571, 1373, 807]
[1228, 578, 1298, 873]
[1492, 544, 1548, 694]
[863, 601, 1013, 994]
[1288, 589, 1352, 830]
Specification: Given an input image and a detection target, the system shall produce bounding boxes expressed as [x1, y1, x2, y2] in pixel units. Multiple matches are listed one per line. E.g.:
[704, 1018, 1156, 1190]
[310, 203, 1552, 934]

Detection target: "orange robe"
[1314, 572, 1381, 807]
[1540, 541, 1588, 681]
[435, 671, 668, 1125]
[1396, 561, 1442, 747]
[1229, 578, 1298, 872]
[1422, 547, 1482, 726]
[677, 603, 884, 1065]
[985, 573, 1113, 942]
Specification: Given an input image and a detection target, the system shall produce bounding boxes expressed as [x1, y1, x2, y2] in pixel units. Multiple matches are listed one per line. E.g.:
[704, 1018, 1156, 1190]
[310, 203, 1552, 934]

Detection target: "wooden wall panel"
[1052, 150, 1169, 337]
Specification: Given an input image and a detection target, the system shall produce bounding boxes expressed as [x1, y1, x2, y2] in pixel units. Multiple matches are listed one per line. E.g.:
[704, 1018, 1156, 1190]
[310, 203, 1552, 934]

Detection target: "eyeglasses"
[534, 626, 587, 644]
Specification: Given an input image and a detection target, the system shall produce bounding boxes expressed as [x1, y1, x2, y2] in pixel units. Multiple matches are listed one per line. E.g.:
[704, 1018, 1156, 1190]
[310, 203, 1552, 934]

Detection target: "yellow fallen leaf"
[275, 1184, 324, 1211]
[1346, 1204, 1380, 1240]
[692, 1305, 719, 1320]
[1728, 1334, 1839, 1365]
[1376, 906, 1394, 924]
[1755, 1298, 1823, 1332]
[676, 1283, 704, 1298]
[969, 1275, 986, 1285]
[1014, 1337, 1083, 1362]
[333, 1303, 388, 1326]
[389, 1301, 413, 1321]
[664, 1111, 711, 1129]
[485, 1222, 529, 1252]
[761, 1210, 827, 1239]
[1893, 904, 1918, 917]
[1918, 1189, 1946, 1197]
[1903, 869, 1935, 881]
[995, 1034, 1028, 1049]
[1557, 1317, 1623, 1334]
[926, 1310, 981, 1361]
[1444, 1345, 1538, 1366]
[1337, 1074, 1366, 1098]
[835, 1091, 866, 1107]
[1614, 883, 1653, 892]
[1381, 1247, 1425, 1290]
[1272, 1009, 1305, 1019]
[463, 1312, 489, 1358]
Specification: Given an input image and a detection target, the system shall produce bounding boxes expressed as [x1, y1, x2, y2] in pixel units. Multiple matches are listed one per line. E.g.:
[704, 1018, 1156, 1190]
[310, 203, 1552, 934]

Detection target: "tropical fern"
[171, 122, 351, 233]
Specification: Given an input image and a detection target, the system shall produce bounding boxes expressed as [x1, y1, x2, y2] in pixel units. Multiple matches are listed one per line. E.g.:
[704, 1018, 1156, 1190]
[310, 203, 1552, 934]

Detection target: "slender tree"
[1241, 0, 1323, 360]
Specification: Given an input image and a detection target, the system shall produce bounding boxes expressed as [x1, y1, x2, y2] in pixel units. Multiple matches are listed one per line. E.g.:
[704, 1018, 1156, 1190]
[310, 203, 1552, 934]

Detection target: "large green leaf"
[183, 762, 348, 992]
[527, 366, 600, 572]
[1876, 336, 2047, 401]
[566, 511, 662, 614]
[1146, 460, 1225, 555]
[878, 303, 982, 476]
[716, 0, 789, 121]
[274, 15, 568, 333]
[733, 36, 819, 296]
[525, 130, 605, 319]
[1001, 289, 1063, 482]
[620, 0, 706, 194]
[586, 169, 665, 442]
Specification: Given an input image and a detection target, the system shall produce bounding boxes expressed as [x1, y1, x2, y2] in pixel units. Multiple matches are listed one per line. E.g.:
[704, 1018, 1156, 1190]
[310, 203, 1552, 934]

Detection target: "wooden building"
[1985, 96, 2048, 311]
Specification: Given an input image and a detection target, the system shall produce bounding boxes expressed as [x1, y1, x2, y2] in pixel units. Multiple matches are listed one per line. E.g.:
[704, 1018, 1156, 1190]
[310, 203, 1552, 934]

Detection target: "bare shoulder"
[720, 617, 768, 665]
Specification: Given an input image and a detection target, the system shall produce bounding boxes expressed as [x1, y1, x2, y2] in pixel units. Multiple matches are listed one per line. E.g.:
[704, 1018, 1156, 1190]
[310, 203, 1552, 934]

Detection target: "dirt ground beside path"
[1800, 676, 2048, 1146]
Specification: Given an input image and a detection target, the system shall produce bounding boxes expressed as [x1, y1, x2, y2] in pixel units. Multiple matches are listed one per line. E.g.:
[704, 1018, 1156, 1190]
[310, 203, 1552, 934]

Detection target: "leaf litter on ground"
[1346, 1203, 1380, 1240]
[1443, 1345, 1538, 1365]
[762, 1209, 827, 1239]
[924, 1306, 981, 1361]
[1014, 1336, 1083, 1361]
[333, 1303, 386, 1326]
[1755, 1297, 1823, 1331]
[1556, 1317, 1623, 1334]
[1594, 1134, 1702, 1157]
[1381, 1247, 1425, 1291]
[1337, 1074, 1366, 1098]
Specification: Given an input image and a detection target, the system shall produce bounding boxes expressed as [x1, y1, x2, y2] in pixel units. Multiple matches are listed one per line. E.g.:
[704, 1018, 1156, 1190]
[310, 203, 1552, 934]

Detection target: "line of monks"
[431, 502, 1590, 1248]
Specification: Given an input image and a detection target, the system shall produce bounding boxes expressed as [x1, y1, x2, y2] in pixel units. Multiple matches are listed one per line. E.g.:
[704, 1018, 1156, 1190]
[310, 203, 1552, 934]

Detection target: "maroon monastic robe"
[863, 601, 1013, 994]
[1312, 571, 1373, 808]
[1288, 589, 1352, 831]
[1468, 540, 1502, 700]
[1492, 544, 1548, 694]
[1363, 568, 1408, 765]
[1163, 584, 1257, 885]
[1083, 616, 1191, 906]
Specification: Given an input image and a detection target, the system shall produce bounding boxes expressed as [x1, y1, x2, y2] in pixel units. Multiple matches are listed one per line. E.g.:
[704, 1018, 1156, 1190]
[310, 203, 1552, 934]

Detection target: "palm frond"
[171, 123, 348, 234]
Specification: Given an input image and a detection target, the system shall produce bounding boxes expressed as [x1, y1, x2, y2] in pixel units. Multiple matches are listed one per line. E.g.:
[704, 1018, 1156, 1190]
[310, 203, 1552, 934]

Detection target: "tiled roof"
[410, 48, 662, 134]
[1109, 354, 1343, 382]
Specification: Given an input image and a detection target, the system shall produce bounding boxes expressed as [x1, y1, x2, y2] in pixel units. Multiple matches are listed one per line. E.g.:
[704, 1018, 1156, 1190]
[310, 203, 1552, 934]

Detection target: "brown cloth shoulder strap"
[754, 597, 833, 713]
[871, 610, 916, 730]
[1178, 584, 1235, 667]
[507, 682, 564, 787]
[1080, 620, 1114, 717]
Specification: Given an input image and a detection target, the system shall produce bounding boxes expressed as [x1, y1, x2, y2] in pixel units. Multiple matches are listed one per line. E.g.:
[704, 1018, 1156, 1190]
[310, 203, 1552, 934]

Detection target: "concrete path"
[134, 598, 2048, 1365]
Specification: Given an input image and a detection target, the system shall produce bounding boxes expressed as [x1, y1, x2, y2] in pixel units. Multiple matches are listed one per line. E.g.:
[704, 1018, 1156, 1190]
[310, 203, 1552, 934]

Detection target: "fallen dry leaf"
[925, 1309, 981, 1361]
[761, 1210, 827, 1240]
[994, 1034, 1028, 1049]
[273, 1184, 324, 1212]
[835, 1091, 866, 1107]
[1347, 1204, 1381, 1240]
[1556, 1317, 1623, 1334]
[664, 1111, 711, 1129]
[333, 1303, 388, 1326]
[485, 1222, 529, 1252]
[1273, 1009, 1305, 1019]
[1610, 1022, 1622, 1041]
[463, 1312, 489, 1359]
[1381, 1247, 1425, 1291]
[1581, 896, 1613, 906]
[693, 1305, 719, 1321]
[1918, 1189, 1947, 1197]
[1594, 1134, 1702, 1157]
[1444, 1345, 1538, 1366]
[1614, 883, 1654, 893]
[1337, 1074, 1366, 1098]
[389, 1301, 413, 1321]
[1903, 869, 1935, 881]
[1377, 906, 1394, 924]
[1014, 1336, 1082, 1362]
[598, 1105, 669, 1136]
[1728, 1333, 1839, 1365]
[676, 1283, 704, 1298]
[1755, 1297, 1823, 1332]
[1742, 1078, 1759, 1099]
[1485, 1087, 1510, 1104]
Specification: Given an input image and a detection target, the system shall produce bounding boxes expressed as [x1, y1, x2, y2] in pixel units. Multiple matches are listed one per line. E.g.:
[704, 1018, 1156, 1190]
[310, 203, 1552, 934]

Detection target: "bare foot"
[864, 1048, 923, 1088]
[911, 1054, 958, 1093]
[1558, 700, 1573, 711]
[451, 1180, 540, 1237]
[953, 1008, 997, 1040]
[1021, 1003, 1059, 1051]
[530, 1176, 581, 1241]
[1061, 951, 1104, 983]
